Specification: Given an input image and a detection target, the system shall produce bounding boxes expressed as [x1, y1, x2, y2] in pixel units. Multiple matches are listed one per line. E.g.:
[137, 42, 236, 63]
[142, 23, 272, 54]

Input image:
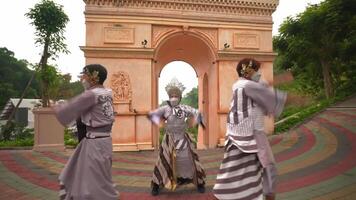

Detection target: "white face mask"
[81, 79, 91, 90]
[169, 97, 179, 107]
[251, 70, 261, 82]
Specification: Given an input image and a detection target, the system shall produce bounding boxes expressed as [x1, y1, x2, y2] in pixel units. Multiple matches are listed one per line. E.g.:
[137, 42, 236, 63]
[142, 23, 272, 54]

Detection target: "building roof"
[0, 98, 41, 120]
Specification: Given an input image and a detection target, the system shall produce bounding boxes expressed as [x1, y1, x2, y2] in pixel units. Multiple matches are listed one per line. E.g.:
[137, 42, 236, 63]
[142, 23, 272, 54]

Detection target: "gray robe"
[54, 87, 119, 200]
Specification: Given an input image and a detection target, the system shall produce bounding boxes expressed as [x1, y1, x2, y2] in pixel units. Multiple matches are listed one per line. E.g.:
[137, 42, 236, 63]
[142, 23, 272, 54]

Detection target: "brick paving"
[0, 96, 355, 200]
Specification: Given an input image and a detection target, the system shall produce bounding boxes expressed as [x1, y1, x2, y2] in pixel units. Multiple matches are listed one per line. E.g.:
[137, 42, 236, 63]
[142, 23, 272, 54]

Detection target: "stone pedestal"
[112, 102, 138, 151]
[112, 102, 154, 151]
[33, 107, 65, 152]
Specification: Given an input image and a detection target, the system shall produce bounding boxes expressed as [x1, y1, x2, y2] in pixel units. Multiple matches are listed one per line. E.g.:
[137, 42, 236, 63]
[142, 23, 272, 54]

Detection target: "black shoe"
[177, 177, 192, 185]
[197, 184, 205, 193]
[177, 177, 184, 185]
[185, 178, 193, 184]
[151, 183, 160, 196]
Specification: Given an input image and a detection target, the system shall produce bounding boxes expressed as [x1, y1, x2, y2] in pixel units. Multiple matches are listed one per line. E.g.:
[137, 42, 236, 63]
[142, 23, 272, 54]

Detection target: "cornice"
[80, 46, 154, 59]
[83, 0, 279, 22]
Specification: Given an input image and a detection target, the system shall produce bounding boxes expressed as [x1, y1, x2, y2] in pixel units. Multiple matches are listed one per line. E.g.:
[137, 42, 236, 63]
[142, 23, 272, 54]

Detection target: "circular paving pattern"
[0, 97, 356, 200]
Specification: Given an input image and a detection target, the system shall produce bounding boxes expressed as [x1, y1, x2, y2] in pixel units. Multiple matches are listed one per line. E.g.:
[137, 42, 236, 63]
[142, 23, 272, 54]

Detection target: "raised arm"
[244, 81, 287, 118]
[54, 90, 96, 126]
[147, 105, 169, 125]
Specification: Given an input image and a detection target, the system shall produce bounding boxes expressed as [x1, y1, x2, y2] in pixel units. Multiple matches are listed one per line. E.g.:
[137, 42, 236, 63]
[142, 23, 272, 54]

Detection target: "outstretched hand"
[147, 113, 161, 126]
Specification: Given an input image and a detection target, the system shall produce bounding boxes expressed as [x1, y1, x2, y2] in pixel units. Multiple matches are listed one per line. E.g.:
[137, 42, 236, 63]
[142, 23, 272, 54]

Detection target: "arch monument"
[81, 0, 279, 151]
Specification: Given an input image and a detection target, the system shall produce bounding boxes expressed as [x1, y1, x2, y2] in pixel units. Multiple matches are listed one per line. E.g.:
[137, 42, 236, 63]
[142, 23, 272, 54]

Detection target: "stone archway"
[153, 31, 217, 149]
[81, 0, 279, 151]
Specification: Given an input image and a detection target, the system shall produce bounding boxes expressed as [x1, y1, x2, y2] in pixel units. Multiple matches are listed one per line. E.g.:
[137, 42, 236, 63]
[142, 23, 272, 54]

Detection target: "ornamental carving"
[190, 28, 218, 49]
[84, 0, 278, 17]
[111, 71, 132, 103]
[152, 26, 181, 47]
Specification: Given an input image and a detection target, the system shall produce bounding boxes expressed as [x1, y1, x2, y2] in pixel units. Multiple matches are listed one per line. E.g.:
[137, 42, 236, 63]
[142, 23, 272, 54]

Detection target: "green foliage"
[159, 127, 164, 143]
[275, 99, 332, 133]
[0, 47, 40, 109]
[68, 81, 84, 97]
[0, 138, 34, 147]
[64, 128, 78, 147]
[187, 127, 198, 144]
[275, 86, 356, 134]
[25, 0, 69, 58]
[0, 46, 81, 111]
[273, 0, 356, 99]
[26, 0, 69, 107]
[40, 66, 83, 101]
[0, 121, 34, 141]
[0, 125, 79, 148]
[180, 87, 198, 108]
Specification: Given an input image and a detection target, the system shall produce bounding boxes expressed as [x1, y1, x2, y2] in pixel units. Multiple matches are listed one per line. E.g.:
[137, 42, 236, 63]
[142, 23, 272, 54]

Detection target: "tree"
[181, 87, 198, 109]
[53, 73, 84, 100]
[1, 0, 69, 138]
[0, 47, 40, 109]
[25, 0, 69, 107]
[273, 0, 356, 99]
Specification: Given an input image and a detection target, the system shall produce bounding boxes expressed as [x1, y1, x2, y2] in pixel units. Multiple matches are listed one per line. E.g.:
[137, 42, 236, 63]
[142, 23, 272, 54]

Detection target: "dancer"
[54, 64, 119, 200]
[148, 78, 206, 196]
[213, 58, 287, 200]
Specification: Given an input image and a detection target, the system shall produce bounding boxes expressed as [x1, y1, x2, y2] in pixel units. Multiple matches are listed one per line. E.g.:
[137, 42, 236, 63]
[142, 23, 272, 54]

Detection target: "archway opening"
[158, 61, 198, 143]
[153, 32, 216, 149]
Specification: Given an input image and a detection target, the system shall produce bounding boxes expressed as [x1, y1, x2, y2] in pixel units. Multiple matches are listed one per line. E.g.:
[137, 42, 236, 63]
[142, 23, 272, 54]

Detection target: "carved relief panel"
[111, 71, 132, 103]
[104, 27, 135, 44]
[233, 33, 260, 49]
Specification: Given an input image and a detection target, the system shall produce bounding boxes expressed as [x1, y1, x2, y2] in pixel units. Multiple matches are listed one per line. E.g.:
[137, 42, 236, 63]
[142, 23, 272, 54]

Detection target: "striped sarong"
[152, 132, 206, 190]
[213, 144, 263, 200]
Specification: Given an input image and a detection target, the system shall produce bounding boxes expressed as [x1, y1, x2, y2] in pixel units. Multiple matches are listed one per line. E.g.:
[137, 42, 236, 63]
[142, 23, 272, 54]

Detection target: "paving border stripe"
[39, 151, 68, 164]
[24, 151, 64, 172]
[277, 117, 356, 193]
[312, 183, 356, 200]
[278, 168, 356, 200]
[0, 161, 57, 199]
[277, 118, 351, 192]
[319, 114, 356, 134]
[12, 151, 60, 183]
[272, 131, 300, 155]
[269, 135, 284, 146]
[0, 151, 59, 191]
[0, 180, 37, 200]
[275, 125, 314, 162]
[277, 121, 336, 175]
[327, 110, 356, 118]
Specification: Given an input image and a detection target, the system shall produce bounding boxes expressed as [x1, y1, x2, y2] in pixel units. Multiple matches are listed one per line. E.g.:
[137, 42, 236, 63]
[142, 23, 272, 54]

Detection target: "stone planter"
[33, 107, 65, 151]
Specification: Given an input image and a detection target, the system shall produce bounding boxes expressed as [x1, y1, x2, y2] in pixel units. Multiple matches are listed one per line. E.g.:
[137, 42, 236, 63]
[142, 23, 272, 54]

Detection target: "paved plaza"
[0, 96, 355, 200]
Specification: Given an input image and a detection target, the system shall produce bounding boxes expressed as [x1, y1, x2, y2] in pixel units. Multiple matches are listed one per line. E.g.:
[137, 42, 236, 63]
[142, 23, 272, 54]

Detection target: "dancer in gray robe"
[148, 78, 206, 196]
[54, 64, 119, 200]
[213, 59, 287, 200]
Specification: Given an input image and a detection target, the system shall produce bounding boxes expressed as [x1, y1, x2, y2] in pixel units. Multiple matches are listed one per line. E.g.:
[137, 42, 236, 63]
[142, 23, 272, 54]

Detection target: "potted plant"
[25, 0, 69, 151]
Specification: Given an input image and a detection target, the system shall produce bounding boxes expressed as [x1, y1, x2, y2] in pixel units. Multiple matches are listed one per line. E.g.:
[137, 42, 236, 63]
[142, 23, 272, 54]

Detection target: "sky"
[0, 0, 323, 103]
